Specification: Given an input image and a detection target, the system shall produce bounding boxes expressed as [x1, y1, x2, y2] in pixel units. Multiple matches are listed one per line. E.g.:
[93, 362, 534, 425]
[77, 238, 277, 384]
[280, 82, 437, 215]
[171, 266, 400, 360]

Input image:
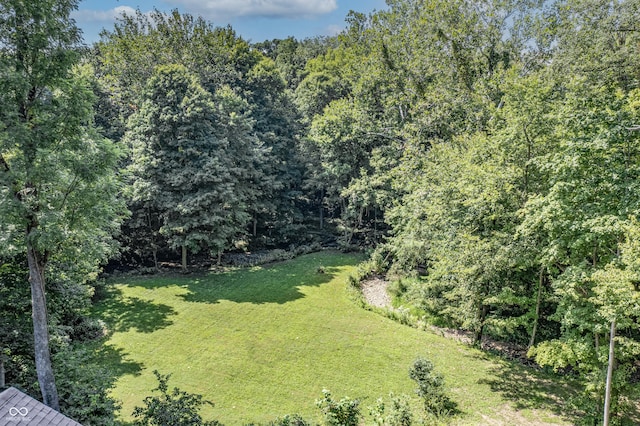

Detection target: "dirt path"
[358, 277, 570, 425]
[360, 276, 392, 308]
[359, 277, 531, 358]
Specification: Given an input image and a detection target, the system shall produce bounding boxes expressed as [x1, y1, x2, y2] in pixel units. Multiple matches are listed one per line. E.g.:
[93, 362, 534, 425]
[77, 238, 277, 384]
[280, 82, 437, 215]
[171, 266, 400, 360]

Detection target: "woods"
[1, 0, 640, 424]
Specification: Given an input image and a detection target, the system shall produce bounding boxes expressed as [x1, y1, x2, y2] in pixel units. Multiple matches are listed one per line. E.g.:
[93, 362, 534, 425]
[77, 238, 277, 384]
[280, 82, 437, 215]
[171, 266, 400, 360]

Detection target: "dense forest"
[1, 0, 640, 424]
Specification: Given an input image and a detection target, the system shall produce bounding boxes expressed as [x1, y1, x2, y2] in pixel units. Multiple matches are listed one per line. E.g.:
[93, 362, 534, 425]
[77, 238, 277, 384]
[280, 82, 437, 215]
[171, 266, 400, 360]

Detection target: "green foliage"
[90, 252, 576, 424]
[529, 221, 640, 422]
[126, 64, 260, 259]
[0, 1, 125, 408]
[369, 393, 413, 426]
[132, 370, 221, 426]
[264, 414, 313, 426]
[315, 389, 361, 426]
[0, 255, 119, 422]
[54, 348, 121, 425]
[96, 9, 311, 253]
[408, 358, 456, 417]
[0, 258, 35, 393]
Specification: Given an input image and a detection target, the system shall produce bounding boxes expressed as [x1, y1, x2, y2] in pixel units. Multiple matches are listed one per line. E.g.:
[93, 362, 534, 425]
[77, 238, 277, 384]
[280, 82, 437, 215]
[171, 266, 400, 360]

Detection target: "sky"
[74, 0, 388, 45]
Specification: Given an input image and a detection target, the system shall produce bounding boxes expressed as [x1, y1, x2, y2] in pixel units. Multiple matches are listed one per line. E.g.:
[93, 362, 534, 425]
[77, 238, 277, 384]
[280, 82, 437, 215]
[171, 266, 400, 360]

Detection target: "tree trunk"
[603, 320, 616, 426]
[26, 243, 60, 411]
[181, 244, 187, 271]
[528, 267, 544, 350]
[474, 304, 488, 347]
[217, 250, 222, 266]
[152, 246, 159, 271]
[253, 213, 258, 237]
[374, 207, 378, 237]
[319, 190, 324, 230]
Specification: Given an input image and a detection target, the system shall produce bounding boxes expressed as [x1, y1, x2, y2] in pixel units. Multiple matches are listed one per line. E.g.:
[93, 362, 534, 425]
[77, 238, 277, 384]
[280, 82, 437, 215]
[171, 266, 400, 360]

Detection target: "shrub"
[266, 414, 313, 426]
[388, 279, 409, 298]
[132, 370, 222, 426]
[369, 393, 413, 426]
[68, 317, 107, 341]
[316, 389, 361, 426]
[408, 358, 456, 416]
[54, 348, 121, 425]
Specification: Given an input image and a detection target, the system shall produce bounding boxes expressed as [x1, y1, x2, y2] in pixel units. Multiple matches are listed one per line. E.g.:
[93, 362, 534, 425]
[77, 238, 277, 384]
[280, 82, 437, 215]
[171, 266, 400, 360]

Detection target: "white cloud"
[165, 0, 338, 19]
[323, 24, 344, 36]
[71, 6, 137, 24]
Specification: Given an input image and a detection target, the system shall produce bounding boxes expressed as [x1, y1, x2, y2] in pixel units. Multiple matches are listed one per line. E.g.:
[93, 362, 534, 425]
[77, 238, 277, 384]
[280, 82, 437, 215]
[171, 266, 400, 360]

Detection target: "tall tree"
[244, 57, 304, 244]
[0, 0, 123, 409]
[127, 65, 259, 268]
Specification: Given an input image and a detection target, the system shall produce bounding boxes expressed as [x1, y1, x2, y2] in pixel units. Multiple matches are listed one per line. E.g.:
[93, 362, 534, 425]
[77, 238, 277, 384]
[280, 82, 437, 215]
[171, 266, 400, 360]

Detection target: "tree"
[132, 370, 220, 426]
[243, 57, 305, 244]
[522, 83, 640, 422]
[127, 65, 259, 268]
[94, 9, 262, 137]
[0, 0, 123, 409]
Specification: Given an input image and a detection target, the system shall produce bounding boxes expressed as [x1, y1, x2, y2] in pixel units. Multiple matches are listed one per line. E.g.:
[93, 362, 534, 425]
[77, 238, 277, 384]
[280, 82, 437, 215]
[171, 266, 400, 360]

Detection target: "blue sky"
[74, 0, 388, 44]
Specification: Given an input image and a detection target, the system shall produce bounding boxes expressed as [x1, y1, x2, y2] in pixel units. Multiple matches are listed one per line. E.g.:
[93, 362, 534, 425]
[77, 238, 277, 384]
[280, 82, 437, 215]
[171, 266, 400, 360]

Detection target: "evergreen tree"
[127, 65, 259, 268]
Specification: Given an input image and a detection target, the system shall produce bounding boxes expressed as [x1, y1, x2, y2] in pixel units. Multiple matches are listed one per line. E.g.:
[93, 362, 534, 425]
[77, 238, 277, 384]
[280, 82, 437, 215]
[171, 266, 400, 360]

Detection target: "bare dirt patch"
[481, 405, 566, 426]
[360, 276, 392, 308]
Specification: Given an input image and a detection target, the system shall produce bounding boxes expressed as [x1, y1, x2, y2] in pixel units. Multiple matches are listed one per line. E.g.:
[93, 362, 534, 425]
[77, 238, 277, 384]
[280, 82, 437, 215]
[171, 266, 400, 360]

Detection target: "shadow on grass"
[92, 343, 144, 378]
[476, 357, 580, 423]
[179, 263, 346, 305]
[180, 254, 359, 304]
[96, 286, 177, 333]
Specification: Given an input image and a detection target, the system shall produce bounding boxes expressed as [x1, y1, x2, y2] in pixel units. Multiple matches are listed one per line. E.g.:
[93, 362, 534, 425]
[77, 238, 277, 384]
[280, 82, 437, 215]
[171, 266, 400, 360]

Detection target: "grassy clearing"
[90, 251, 577, 425]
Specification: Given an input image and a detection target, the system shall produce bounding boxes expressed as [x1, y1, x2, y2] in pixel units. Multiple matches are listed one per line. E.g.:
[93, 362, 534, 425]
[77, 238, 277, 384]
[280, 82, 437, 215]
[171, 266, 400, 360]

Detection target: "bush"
[388, 279, 409, 298]
[54, 348, 121, 425]
[316, 389, 361, 426]
[408, 358, 456, 417]
[132, 370, 222, 426]
[385, 307, 414, 326]
[265, 414, 313, 426]
[369, 393, 413, 426]
[68, 317, 107, 341]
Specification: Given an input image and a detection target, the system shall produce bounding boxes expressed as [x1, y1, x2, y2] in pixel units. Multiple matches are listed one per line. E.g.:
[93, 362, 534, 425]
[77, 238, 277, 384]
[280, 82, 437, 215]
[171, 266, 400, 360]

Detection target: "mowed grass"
[91, 251, 576, 425]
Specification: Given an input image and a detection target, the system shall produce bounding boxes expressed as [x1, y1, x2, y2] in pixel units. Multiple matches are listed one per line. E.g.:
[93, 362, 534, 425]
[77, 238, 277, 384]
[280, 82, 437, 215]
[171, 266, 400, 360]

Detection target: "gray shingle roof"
[0, 387, 83, 426]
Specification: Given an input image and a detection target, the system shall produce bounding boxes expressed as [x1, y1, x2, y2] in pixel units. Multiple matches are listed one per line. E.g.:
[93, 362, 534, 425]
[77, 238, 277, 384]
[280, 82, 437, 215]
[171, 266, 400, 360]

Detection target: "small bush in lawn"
[316, 389, 361, 426]
[266, 414, 313, 426]
[369, 393, 413, 426]
[409, 357, 456, 417]
[132, 370, 222, 426]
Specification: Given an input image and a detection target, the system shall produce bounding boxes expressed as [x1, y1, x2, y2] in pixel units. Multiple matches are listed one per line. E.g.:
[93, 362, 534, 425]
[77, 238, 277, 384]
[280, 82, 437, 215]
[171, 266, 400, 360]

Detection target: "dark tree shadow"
[119, 252, 360, 305]
[179, 264, 344, 305]
[91, 343, 144, 378]
[95, 286, 177, 333]
[476, 358, 581, 423]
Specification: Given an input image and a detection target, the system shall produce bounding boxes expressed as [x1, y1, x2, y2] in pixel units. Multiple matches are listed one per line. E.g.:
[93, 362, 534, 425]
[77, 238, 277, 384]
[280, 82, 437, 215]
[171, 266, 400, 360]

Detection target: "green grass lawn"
[91, 251, 577, 425]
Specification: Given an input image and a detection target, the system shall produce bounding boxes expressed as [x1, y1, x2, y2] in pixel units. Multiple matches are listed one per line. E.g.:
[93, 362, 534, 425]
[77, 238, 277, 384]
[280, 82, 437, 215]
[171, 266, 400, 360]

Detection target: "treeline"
[311, 0, 640, 423]
[2, 0, 640, 424]
[92, 11, 326, 268]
